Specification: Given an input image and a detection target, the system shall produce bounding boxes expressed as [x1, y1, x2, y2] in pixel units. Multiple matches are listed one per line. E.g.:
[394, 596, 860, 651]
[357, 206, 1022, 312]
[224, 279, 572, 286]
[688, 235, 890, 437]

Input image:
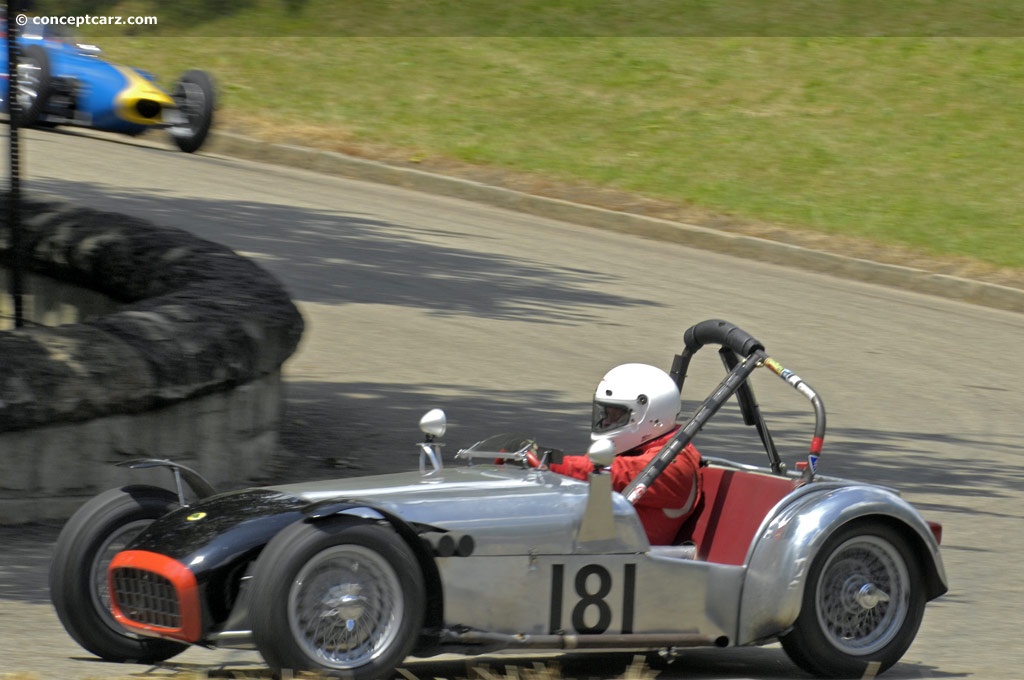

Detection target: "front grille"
[109, 549, 201, 643]
[112, 567, 181, 629]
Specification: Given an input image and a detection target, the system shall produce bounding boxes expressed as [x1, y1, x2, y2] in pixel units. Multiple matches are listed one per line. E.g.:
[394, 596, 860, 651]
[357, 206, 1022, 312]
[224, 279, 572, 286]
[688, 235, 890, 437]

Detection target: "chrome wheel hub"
[853, 582, 890, 611]
[322, 583, 366, 627]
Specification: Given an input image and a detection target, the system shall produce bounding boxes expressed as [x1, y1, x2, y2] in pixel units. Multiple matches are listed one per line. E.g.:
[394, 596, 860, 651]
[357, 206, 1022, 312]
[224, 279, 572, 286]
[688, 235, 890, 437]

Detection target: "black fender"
[116, 458, 216, 503]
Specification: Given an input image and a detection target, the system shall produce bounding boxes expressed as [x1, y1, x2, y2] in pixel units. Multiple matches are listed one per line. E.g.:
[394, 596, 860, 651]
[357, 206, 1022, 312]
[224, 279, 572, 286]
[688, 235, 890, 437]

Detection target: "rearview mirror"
[419, 409, 447, 438]
[586, 438, 616, 470]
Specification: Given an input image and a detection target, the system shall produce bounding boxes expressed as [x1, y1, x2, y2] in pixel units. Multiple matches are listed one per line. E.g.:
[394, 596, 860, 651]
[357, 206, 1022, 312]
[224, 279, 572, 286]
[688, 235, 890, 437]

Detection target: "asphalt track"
[2, 128, 1022, 679]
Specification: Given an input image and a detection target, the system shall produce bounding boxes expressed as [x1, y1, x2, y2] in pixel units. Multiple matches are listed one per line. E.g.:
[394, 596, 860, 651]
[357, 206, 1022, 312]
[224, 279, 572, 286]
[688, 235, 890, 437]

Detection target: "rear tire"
[168, 69, 215, 153]
[13, 44, 52, 126]
[250, 519, 425, 678]
[780, 522, 926, 678]
[49, 486, 189, 663]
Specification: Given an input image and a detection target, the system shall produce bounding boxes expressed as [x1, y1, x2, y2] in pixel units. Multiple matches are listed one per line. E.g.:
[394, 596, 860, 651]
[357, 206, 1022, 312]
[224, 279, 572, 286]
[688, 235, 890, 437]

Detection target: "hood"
[128, 466, 648, 567]
[268, 466, 611, 555]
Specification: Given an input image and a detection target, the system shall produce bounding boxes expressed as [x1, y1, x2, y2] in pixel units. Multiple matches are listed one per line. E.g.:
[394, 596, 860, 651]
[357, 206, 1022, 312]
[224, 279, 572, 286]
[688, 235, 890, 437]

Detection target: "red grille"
[109, 550, 202, 643]
[112, 567, 181, 629]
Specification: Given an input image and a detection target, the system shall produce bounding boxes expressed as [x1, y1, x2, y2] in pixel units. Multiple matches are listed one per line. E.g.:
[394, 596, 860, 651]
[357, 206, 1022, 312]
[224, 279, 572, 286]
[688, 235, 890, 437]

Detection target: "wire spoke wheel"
[780, 522, 927, 678]
[815, 536, 908, 655]
[289, 544, 404, 668]
[251, 520, 426, 679]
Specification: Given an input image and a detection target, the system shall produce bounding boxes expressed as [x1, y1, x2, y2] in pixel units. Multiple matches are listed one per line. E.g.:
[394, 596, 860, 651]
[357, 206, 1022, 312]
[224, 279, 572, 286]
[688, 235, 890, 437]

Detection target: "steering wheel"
[494, 449, 542, 468]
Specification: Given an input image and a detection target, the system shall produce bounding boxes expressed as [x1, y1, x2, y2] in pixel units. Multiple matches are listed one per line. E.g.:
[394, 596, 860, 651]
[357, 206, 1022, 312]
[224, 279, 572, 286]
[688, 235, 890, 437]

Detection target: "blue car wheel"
[168, 69, 215, 153]
[14, 44, 52, 126]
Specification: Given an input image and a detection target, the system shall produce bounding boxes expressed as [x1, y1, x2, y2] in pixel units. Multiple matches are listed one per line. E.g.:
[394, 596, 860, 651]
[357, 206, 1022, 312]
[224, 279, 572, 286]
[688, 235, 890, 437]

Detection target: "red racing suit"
[549, 427, 702, 545]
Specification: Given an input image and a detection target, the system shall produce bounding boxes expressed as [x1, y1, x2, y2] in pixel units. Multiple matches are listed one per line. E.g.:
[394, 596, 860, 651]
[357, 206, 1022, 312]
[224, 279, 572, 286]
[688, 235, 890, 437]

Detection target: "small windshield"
[457, 433, 536, 460]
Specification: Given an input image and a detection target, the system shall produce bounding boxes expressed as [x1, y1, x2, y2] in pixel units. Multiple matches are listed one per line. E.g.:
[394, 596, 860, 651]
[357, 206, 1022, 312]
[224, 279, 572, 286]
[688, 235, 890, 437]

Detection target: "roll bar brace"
[622, 320, 826, 505]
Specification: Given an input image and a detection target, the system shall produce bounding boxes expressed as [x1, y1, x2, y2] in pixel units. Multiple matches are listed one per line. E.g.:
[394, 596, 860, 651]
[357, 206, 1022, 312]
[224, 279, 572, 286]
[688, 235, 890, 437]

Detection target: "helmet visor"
[592, 401, 632, 433]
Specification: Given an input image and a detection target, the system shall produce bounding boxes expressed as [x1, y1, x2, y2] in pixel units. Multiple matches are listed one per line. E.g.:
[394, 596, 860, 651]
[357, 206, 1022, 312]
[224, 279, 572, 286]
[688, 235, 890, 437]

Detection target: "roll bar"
[670, 319, 763, 393]
[622, 320, 826, 505]
[684, 318, 765, 357]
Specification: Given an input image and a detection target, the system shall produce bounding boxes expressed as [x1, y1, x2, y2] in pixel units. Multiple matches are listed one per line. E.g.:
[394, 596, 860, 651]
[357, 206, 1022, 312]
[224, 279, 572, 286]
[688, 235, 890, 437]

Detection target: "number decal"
[621, 563, 636, 633]
[549, 563, 636, 634]
[549, 564, 565, 633]
[572, 564, 612, 633]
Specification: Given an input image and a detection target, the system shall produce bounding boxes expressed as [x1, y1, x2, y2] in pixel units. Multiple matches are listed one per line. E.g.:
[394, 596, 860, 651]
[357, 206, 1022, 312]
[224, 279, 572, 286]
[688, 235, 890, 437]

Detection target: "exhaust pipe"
[443, 628, 727, 650]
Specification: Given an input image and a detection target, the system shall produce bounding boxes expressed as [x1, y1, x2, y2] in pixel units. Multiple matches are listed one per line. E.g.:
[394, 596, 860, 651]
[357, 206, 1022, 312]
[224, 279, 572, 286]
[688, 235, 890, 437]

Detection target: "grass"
[28, 1, 1024, 278]
[30, 0, 1024, 278]
[82, 33, 1024, 278]
[45, 0, 1024, 37]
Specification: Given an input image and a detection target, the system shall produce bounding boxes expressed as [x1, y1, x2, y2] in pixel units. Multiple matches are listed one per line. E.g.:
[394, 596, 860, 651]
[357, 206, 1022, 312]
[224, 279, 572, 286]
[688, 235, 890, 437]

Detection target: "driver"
[548, 363, 702, 545]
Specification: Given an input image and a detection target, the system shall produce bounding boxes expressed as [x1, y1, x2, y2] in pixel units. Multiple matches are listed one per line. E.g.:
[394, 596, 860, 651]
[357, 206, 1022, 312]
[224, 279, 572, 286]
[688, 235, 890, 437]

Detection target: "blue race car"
[2, 22, 215, 152]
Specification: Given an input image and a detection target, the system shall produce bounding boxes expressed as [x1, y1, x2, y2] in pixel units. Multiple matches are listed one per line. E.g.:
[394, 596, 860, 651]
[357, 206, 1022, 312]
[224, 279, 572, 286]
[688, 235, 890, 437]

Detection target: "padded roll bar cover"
[683, 319, 765, 358]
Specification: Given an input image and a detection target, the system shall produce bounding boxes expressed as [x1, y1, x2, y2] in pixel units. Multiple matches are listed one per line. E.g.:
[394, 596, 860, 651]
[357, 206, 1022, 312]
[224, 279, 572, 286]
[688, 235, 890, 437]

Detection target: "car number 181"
[549, 563, 637, 635]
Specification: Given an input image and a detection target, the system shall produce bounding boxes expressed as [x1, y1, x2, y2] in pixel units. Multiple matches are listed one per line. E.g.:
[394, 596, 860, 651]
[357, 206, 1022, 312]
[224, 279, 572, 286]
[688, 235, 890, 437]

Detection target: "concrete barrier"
[0, 195, 304, 523]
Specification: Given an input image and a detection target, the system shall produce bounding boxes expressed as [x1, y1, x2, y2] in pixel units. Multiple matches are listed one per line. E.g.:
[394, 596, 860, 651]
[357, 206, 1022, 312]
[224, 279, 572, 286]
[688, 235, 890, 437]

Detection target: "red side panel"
[108, 549, 202, 643]
[679, 467, 798, 565]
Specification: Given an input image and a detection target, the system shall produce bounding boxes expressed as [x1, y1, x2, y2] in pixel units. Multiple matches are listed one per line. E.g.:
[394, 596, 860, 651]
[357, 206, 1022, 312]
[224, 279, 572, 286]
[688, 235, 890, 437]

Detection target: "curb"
[206, 131, 1024, 315]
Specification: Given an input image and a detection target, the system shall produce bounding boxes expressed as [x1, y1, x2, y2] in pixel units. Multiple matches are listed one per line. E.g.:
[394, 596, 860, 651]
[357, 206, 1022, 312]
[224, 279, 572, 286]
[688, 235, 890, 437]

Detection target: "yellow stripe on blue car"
[113, 65, 174, 125]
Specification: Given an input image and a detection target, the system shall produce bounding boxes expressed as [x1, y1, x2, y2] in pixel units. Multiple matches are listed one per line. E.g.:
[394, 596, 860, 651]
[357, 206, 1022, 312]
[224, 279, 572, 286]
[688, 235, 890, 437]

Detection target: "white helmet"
[591, 363, 681, 454]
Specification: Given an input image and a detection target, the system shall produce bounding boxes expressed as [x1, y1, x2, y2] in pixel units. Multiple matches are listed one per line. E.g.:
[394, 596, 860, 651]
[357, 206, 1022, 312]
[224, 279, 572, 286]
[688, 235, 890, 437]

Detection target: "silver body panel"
[257, 463, 946, 649]
[272, 467, 651, 556]
[739, 481, 947, 645]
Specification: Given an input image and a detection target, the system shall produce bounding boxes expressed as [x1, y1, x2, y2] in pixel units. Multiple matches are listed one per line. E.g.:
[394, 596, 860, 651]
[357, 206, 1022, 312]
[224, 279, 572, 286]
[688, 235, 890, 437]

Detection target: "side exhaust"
[442, 628, 727, 650]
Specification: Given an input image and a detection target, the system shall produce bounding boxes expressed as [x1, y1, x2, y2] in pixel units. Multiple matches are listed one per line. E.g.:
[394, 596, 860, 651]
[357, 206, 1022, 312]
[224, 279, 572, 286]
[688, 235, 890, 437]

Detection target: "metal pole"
[7, 2, 24, 328]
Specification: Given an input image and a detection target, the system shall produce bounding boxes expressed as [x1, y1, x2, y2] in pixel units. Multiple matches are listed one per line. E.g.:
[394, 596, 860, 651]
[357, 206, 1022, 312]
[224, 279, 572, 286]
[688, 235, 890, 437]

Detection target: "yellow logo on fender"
[187, 512, 207, 521]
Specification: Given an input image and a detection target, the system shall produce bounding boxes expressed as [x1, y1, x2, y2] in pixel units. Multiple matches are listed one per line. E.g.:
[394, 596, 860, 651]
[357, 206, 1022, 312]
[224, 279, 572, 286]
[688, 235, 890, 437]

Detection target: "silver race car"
[50, 319, 947, 678]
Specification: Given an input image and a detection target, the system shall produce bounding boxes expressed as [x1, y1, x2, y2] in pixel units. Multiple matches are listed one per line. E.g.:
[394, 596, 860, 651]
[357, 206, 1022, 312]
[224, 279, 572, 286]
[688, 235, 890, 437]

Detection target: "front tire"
[250, 519, 426, 678]
[167, 69, 215, 153]
[49, 486, 189, 664]
[780, 522, 926, 678]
